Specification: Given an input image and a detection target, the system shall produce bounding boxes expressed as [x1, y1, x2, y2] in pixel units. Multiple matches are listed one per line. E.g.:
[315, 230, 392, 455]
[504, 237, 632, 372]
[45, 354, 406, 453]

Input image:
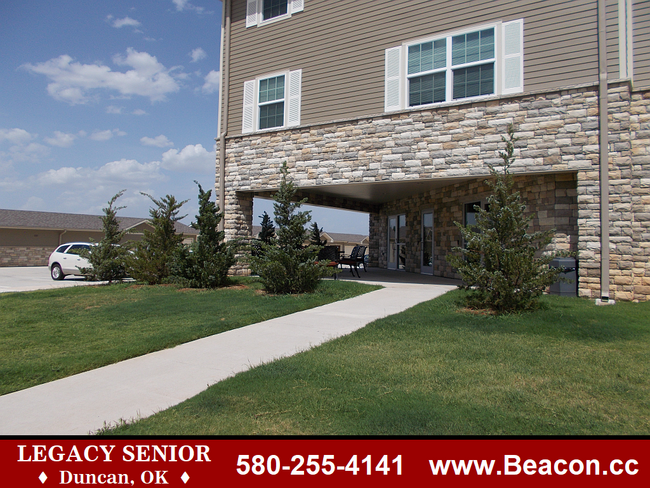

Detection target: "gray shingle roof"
[250, 225, 366, 243]
[0, 208, 198, 235]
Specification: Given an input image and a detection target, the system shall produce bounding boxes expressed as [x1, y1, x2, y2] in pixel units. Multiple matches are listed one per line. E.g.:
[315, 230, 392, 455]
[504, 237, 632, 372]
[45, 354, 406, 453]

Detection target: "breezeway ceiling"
[246, 169, 575, 212]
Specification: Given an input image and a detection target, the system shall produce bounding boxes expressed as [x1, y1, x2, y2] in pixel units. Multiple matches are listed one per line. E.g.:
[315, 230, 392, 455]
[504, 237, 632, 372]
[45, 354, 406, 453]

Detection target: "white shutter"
[246, 0, 259, 28]
[502, 19, 524, 94]
[287, 69, 302, 127]
[242, 80, 256, 134]
[385, 46, 403, 112]
[290, 0, 304, 14]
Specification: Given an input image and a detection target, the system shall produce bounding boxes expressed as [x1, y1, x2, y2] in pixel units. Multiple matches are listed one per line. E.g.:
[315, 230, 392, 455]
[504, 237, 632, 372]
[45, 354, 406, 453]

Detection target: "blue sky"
[0, 0, 368, 235]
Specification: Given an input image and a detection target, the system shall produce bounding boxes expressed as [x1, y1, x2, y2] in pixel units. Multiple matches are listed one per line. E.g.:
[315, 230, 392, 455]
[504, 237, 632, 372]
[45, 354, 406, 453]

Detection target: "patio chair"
[339, 245, 365, 278]
[317, 245, 340, 279]
[356, 245, 367, 272]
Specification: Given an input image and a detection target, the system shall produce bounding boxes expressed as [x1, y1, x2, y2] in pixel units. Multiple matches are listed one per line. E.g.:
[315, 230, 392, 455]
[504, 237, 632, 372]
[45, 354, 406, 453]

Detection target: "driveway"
[0, 267, 104, 293]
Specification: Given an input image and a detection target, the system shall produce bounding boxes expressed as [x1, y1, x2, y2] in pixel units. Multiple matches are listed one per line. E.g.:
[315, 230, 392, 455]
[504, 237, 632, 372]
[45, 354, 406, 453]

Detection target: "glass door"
[388, 214, 406, 270]
[421, 211, 434, 275]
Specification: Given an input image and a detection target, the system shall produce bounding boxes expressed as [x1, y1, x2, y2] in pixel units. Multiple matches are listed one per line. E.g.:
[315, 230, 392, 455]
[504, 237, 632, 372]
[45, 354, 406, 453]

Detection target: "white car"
[48, 242, 93, 280]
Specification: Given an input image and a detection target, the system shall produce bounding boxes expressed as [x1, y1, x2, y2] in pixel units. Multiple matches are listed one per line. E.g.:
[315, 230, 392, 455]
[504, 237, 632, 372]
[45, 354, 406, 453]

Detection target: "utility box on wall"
[549, 257, 578, 297]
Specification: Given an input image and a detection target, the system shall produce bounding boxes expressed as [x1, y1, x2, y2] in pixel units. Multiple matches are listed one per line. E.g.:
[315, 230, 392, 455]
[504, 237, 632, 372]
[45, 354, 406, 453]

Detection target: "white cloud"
[132, 109, 147, 116]
[202, 70, 220, 94]
[160, 144, 214, 173]
[108, 16, 142, 29]
[0, 128, 35, 145]
[141, 135, 174, 148]
[45, 131, 79, 147]
[22, 48, 183, 105]
[0, 128, 49, 165]
[190, 48, 207, 63]
[37, 159, 165, 188]
[90, 129, 127, 141]
[172, 0, 206, 14]
[106, 105, 123, 114]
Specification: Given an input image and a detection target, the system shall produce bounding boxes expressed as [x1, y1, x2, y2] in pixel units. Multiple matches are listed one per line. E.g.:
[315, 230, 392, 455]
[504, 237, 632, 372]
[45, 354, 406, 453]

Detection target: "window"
[258, 75, 285, 129]
[242, 70, 302, 133]
[246, 0, 304, 28]
[464, 201, 482, 228]
[385, 20, 523, 112]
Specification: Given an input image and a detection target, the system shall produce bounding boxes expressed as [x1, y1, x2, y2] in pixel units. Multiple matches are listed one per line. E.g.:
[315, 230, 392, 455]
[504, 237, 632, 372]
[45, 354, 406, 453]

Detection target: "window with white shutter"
[246, 0, 304, 28]
[385, 20, 524, 112]
[242, 69, 302, 133]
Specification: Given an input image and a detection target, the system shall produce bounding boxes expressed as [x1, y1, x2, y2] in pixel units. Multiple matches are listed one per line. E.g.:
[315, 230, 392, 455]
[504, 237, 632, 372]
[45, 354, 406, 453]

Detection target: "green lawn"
[0, 279, 379, 395]
[105, 291, 650, 435]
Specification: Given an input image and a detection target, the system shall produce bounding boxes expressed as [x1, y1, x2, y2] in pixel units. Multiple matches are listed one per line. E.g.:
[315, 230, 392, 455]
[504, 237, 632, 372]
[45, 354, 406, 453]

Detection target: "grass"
[0, 278, 380, 395]
[104, 291, 650, 435]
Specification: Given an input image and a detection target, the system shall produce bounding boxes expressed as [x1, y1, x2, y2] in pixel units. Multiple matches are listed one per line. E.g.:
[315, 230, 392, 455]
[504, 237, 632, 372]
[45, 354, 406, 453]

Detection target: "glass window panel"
[464, 202, 481, 227]
[259, 76, 285, 103]
[480, 29, 495, 60]
[408, 39, 446, 75]
[259, 102, 284, 129]
[409, 72, 446, 106]
[263, 0, 288, 20]
[453, 64, 494, 99]
[434, 39, 446, 69]
[408, 42, 431, 74]
[465, 31, 480, 63]
[452, 35, 465, 65]
[452, 28, 494, 66]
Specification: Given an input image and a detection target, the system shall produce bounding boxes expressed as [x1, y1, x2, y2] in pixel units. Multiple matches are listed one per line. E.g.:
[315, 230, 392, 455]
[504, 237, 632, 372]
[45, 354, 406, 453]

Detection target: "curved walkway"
[0, 271, 457, 435]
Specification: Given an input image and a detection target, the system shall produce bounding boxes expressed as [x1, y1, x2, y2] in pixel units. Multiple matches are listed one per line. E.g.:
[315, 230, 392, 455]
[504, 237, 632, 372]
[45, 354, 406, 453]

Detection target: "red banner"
[1, 438, 647, 487]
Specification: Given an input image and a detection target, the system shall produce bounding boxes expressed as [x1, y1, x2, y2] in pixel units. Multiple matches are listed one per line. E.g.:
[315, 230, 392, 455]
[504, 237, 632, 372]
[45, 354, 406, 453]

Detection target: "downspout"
[58, 230, 67, 245]
[598, 0, 611, 302]
[217, 0, 231, 231]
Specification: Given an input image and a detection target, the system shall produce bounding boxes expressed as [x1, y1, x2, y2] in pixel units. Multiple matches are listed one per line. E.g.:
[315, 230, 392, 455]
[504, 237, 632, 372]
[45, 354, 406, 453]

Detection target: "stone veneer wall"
[221, 83, 650, 301]
[375, 173, 578, 275]
[0, 247, 51, 267]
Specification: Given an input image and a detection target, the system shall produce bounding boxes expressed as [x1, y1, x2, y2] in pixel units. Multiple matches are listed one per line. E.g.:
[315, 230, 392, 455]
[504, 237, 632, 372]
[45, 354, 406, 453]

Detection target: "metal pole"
[598, 0, 610, 301]
[217, 0, 231, 232]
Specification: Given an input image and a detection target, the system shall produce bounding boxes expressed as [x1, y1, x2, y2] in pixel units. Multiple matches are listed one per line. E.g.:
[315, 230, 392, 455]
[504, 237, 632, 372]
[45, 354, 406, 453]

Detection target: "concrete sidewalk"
[0, 279, 456, 435]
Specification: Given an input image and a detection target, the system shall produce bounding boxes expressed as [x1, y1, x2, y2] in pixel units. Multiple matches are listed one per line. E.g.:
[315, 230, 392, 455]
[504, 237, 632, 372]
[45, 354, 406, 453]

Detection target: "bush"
[447, 125, 563, 313]
[250, 163, 335, 294]
[128, 193, 188, 284]
[79, 190, 130, 283]
[169, 182, 236, 288]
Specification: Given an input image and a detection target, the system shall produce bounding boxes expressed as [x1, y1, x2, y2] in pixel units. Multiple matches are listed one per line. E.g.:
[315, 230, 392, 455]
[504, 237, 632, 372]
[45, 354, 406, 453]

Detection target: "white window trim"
[385, 19, 524, 112]
[246, 0, 304, 28]
[242, 69, 302, 134]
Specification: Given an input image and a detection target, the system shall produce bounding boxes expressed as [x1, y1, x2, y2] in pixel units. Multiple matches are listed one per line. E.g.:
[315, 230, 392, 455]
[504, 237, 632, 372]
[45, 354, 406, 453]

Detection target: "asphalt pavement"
[0, 266, 105, 293]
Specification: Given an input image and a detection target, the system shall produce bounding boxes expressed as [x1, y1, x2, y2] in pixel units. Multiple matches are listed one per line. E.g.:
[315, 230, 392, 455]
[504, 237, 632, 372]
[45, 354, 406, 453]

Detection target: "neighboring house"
[251, 225, 368, 256]
[322, 232, 370, 258]
[216, 0, 650, 302]
[0, 209, 199, 267]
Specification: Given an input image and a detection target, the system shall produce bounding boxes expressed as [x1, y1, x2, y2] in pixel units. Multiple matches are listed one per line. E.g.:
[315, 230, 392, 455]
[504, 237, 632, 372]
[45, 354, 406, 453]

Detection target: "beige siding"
[634, 0, 650, 88]
[226, 0, 615, 135]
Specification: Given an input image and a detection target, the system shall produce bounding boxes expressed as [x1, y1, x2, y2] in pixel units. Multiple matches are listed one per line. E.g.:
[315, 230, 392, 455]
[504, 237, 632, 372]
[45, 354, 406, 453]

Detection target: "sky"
[0, 0, 368, 235]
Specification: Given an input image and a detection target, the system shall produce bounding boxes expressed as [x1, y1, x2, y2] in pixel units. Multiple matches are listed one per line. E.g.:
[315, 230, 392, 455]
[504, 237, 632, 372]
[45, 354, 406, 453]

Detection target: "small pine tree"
[79, 190, 130, 283]
[128, 193, 188, 284]
[447, 125, 563, 313]
[250, 163, 334, 293]
[170, 182, 236, 288]
[259, 211, 275, 244]
[309, 222, 326, 247]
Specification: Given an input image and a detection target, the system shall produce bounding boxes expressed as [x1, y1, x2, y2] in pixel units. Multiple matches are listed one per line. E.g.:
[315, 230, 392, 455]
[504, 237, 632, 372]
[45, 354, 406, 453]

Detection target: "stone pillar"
[224, 190, 253, 275]
[368, 212, 383, 268]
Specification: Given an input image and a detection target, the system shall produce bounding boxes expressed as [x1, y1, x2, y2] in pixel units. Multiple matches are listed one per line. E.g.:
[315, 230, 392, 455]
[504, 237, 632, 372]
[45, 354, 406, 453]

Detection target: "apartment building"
[216, 0, 650, 301]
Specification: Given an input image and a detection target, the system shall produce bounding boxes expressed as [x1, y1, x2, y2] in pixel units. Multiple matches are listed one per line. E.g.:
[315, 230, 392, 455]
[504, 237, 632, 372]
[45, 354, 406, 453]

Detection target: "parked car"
[48, 242, 93, 280]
